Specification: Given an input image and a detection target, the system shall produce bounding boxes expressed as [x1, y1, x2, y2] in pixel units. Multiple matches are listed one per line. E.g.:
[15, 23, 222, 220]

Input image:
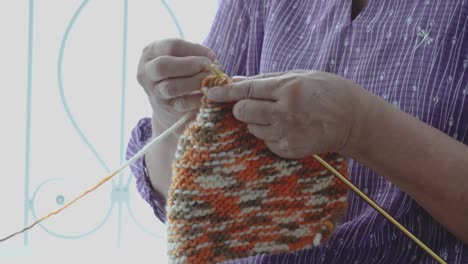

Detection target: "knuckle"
[152, 56, 169, 74]
[269, 107, 282, 124]
[244, 82, 254, 99]
[141, 43, 152, 56]
[283, 78, 306, 102]
[142, 38, 182, 58]
[198, 56, 213, 67]
[148, 85, 162, 99]
[260, 73, 269, 79]
[136, 69, 146, 87]
[288, 76, 304, 90]
[184, 56, 204, 72]
[158, 80, 172, 98]
[234, 101, 246, 120]
[165, 38, 183, 55]
[289, 69, 305, 75]
[142, 41, 158, 57]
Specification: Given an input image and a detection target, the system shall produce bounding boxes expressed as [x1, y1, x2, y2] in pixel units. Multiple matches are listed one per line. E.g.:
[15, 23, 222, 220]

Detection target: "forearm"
[347, 93, 468, 243]
[145, 118, 179, 200]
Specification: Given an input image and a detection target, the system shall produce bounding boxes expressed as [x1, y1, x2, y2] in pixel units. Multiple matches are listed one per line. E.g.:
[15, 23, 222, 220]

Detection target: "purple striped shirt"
[127, 0, 468, 263]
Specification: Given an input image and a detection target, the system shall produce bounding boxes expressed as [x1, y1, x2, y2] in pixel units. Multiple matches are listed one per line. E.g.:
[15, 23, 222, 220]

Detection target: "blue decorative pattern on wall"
[0, 1, 217, 261]
[24, 0, 186, 246]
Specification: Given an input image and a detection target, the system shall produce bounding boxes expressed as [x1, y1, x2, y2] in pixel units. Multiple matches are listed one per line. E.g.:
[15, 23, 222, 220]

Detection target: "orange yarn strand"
[0, 171, 116, 242]
[0, 112, 192, 243]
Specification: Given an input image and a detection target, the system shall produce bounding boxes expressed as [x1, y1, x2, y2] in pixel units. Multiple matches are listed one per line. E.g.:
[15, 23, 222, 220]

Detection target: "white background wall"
[0, 1, 218, 263]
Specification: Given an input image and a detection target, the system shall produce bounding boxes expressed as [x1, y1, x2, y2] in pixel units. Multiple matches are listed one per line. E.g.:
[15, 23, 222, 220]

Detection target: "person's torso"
[232, 0, 468, 263]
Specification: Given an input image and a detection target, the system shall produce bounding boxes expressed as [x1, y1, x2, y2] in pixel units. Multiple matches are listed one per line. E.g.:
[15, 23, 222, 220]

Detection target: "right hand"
[137, 38, 218, 136]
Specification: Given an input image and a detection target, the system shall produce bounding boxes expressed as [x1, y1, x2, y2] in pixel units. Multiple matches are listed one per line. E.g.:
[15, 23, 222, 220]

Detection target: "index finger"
[142, 38, 216, 62]
[207, 78, 279, 102]
[144, 55, 212, 83]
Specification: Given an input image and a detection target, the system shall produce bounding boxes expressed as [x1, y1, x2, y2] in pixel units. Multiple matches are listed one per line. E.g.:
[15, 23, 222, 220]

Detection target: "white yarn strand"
[123, 113, 193, 173]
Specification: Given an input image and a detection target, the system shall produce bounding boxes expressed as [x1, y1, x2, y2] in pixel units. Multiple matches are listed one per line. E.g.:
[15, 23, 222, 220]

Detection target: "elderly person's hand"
[207, 70, 374, 159]
[137, 38, 218, 200]
[209, 70, 468, 244]
[137, 38, 218, 136]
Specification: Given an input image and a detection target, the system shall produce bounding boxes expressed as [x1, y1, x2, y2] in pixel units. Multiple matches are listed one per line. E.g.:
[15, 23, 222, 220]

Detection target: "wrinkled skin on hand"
[208, 70, 373, 159]
[137, 38, 218, 136]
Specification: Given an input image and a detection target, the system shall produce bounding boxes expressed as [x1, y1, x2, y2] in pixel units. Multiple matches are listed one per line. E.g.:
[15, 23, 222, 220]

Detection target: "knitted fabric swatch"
[166, 74, 349, 263]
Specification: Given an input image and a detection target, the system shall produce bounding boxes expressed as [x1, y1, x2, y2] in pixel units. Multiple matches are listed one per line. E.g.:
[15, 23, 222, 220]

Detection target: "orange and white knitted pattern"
[166, 74, 349, 263]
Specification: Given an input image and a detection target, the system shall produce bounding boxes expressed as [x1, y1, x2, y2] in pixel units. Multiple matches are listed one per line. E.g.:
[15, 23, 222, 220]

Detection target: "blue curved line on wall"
[117, 0, 129, 246]
[119, 0, 129, 189]
[126, 201, 164, 239]
[125, 171, 133, 189]
[121, 0, 185, 238]
[24, 0, 35, 246]
[39, 0, 189, 244]
[160, 0, 185, 39]
[124, 173, 164, 239]
[30, 178, 114, 239]
[120, 0, 185, 188]
[57, 0, 110, 173]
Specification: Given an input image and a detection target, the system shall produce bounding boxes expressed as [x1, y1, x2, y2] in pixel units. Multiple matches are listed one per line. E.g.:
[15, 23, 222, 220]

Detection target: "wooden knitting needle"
[203, 64, 446, 264]
[312, 154, 447, 264]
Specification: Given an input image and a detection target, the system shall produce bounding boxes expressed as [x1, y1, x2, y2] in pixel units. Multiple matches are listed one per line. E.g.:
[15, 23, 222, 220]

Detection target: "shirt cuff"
[126, 117, 167, 223]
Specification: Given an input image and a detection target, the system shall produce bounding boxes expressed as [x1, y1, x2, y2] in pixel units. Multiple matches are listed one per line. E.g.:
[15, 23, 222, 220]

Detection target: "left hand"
[207, 70, 374, 159]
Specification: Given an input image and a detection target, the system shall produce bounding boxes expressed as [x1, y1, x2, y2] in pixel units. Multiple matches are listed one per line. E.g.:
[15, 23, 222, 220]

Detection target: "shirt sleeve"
[126, 117, 167, 223]
[203, 0, 261, 77]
